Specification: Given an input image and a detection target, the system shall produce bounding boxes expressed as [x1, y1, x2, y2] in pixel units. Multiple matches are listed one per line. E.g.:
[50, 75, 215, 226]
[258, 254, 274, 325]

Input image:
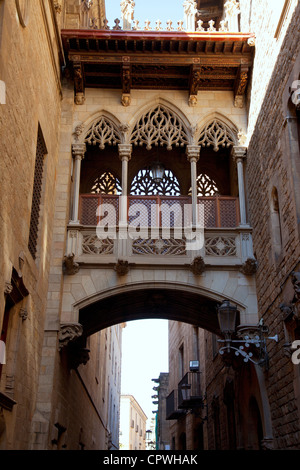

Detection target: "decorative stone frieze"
[58, 323, 83, 351]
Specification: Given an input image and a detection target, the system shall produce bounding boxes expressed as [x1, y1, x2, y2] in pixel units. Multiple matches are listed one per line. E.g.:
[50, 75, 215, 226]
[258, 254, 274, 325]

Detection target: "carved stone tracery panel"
[130, 105, 189, 150]
[198, 120, 236, 151]
[84, 116, 122, 149]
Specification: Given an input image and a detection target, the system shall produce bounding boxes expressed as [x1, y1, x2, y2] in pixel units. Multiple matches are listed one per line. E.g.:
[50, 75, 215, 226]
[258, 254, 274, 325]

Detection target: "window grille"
[28, 127, 47, 259]
[130, 167, 181, 196]
[189, 173, 220, 197]
[90, 171, 122, 195]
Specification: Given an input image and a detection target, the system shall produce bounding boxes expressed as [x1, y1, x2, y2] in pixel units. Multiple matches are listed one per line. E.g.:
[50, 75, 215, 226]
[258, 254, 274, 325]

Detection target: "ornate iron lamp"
[217, 300, 278, 367]
[150, 161, 165, 183]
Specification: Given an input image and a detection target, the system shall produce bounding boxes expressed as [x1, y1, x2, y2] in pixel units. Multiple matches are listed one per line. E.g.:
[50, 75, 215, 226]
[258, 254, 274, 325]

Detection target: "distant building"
[119, 395, 147, 450]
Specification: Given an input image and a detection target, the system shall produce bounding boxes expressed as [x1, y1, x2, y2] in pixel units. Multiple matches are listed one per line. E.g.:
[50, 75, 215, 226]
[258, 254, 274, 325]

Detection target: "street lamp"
[217, 300, 278, 367]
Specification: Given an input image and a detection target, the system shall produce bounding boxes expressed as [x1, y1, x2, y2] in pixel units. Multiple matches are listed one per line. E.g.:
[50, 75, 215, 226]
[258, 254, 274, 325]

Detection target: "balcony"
[178, 372, 203, 409]
[67, 194, 254, 268]
[166, 390, 186, 421]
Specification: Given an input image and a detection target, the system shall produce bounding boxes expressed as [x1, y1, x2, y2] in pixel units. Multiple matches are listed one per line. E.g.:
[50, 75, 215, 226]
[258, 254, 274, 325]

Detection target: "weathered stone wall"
[0, 0, 62, 449]
[242, 1, 300, 450]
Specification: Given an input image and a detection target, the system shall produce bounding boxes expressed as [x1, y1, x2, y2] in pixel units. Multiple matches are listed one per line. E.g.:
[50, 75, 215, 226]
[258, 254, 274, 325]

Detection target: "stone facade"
[0, 0, 299, 452]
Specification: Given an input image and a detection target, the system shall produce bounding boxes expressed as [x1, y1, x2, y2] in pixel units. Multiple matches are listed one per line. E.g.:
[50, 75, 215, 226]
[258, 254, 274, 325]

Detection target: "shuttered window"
[28, 126, 47, 259]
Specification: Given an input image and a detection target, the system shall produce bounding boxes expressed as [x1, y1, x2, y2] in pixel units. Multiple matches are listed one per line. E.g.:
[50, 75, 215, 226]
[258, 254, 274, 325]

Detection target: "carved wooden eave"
[61, 29, 255, 106]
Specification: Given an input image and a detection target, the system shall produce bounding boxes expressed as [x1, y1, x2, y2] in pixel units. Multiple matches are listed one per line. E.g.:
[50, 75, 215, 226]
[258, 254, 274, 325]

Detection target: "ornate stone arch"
[129, 103, 191, 150]
[197, 118, 238, 152]
[195, 114, 240, 151]
[73, 111, 126, 149]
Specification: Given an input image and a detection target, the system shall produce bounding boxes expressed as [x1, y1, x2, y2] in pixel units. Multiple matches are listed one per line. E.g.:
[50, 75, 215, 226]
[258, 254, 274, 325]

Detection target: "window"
[189, 173, 220, 197]
[273, 0, 293, 39]
[90, 171, 122, 195]
[28, 126, 47, 260]
[130, 167, 181, 196]
[179, 344, 184, 379]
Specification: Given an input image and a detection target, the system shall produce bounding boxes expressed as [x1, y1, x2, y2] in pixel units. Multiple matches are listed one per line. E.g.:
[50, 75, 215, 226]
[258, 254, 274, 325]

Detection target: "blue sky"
[121, 319, 169, 425]
[105, 0, 185, 27]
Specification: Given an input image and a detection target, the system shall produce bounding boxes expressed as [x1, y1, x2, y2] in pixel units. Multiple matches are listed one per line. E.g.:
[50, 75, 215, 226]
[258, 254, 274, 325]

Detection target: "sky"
[121, 319, 169, 426]
[105, 0, 185, 29]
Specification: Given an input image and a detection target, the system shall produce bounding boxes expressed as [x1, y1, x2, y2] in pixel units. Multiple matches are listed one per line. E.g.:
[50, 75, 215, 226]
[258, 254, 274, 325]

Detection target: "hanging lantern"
[150, 161, 165, 183]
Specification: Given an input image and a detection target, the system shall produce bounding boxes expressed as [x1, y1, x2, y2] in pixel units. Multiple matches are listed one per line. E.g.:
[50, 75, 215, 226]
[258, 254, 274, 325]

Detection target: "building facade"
[119, 394, 147, 450]
[0, 0, 299, 451]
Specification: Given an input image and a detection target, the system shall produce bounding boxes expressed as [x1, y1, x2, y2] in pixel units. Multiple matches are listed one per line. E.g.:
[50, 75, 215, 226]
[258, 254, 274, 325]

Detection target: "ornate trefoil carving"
[205, 236, 237, 256]
[130, 105, 189, 150]
[120, 0, 135, 30]
[82, 235, 114, 255]
[58, 323, 83, 351]
[85, 116, 122, 149]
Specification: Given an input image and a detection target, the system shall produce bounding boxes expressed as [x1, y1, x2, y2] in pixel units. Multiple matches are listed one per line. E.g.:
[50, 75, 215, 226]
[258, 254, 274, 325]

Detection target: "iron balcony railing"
[79, 194, 240, 228]
[178, 372, 203, 409]
[166, 390, 186, 421]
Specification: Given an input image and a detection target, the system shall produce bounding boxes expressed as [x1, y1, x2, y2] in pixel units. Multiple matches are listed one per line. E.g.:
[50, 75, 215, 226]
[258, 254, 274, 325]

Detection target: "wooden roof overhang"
[61, 29, 255, 106]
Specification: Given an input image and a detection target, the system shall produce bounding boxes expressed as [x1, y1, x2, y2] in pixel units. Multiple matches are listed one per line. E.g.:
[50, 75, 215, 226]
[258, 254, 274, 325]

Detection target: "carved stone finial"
[240, 258, 258, 275]
[63, 253, 79, 275]
[114, 259, 130, 276]
[190, 256, 206, 275]
[58, 323, 83, 351]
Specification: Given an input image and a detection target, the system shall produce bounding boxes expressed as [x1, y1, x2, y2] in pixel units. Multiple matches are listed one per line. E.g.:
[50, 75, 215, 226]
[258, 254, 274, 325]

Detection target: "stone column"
[118, 144, 132, 256]
[224, 0, 241, 32]
[232, 146, 248, 226]
[186, 145, 200, 227]
[183, 0, 197, 32]
[120, 0, 135, 30]
[70, 143, 86, 224]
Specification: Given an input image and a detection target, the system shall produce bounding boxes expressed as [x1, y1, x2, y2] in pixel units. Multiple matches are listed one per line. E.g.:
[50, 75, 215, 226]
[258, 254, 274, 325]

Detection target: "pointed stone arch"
[73, 111, 126, 149]
[197, 118, 238, 152]
[129, 103, 192, 150]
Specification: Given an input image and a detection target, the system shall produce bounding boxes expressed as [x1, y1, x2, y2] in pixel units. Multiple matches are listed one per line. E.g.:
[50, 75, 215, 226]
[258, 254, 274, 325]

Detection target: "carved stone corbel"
[63, 253, 79, 275]
[190, 256, 206, 275]
[58, 322, 83, 351]
[114, 259, 130, 276]
[240, 258, 258, 276]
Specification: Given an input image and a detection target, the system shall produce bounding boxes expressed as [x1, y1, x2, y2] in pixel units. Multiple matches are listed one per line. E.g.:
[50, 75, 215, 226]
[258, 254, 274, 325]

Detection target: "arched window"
[189, 173, 220, 197]
[130, 167, 181, 196]
[90, 171, 122, 195]
[271, 187, 282, 256]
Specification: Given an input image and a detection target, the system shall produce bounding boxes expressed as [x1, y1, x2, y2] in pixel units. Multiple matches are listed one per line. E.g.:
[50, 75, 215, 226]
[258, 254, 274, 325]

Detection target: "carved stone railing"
[84, 0, 242, 34]
[64, 194, 256, 271]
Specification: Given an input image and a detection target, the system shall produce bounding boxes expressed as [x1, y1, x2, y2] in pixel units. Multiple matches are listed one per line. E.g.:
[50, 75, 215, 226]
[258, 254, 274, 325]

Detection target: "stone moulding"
[58, 322, 83, 351]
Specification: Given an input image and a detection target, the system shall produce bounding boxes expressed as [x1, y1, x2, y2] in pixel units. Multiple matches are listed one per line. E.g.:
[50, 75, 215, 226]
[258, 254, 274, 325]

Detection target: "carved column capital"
[118, 144, 132, 161]
[58, 322, 83, 351]
[186, 144, 201, 162]
[72, 143, 86, 160]
[231, 145, 247, 163]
